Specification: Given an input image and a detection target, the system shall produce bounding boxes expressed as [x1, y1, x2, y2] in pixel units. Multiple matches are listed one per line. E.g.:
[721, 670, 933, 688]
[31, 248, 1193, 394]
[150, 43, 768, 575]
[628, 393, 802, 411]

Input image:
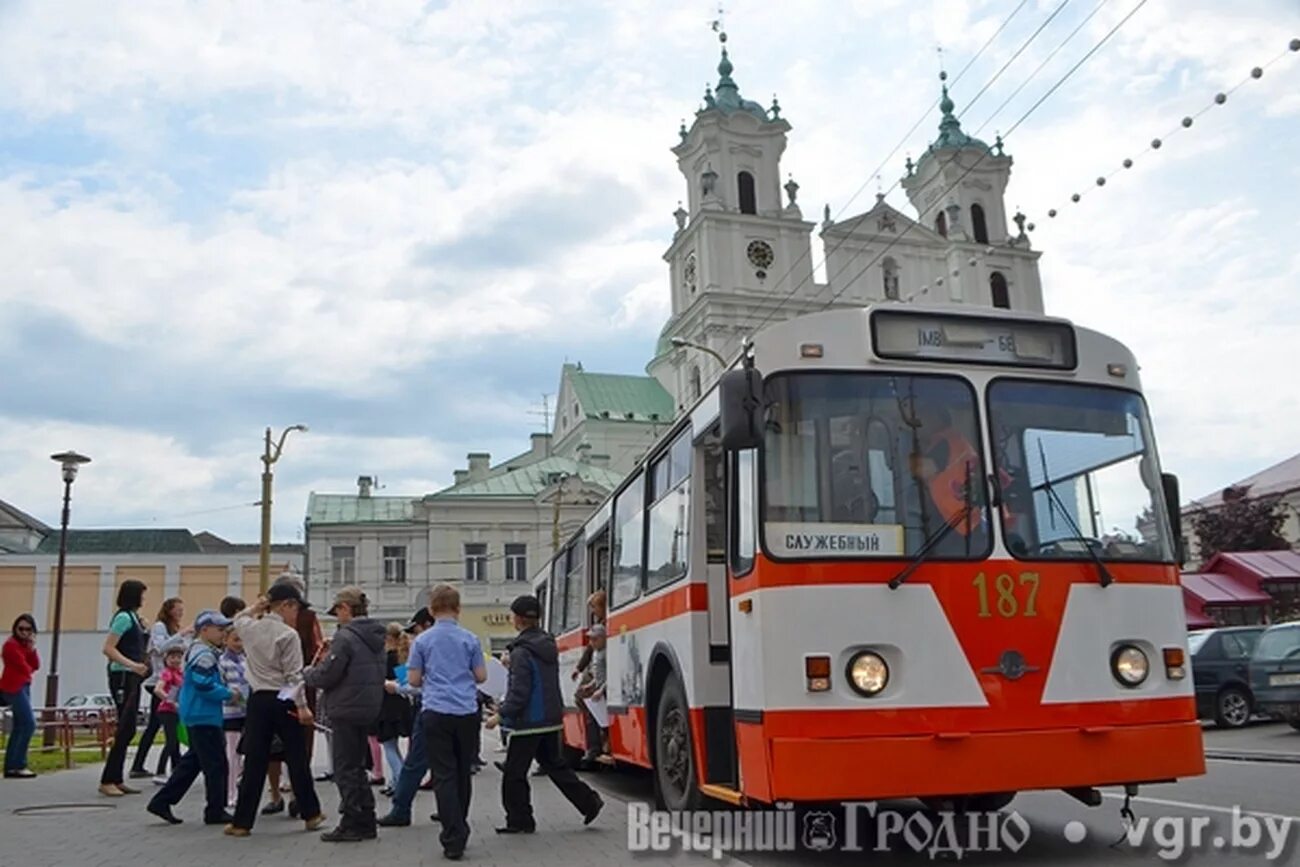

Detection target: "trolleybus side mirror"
[1161, 472, 1185, 566]
[719, 368, 764, 451]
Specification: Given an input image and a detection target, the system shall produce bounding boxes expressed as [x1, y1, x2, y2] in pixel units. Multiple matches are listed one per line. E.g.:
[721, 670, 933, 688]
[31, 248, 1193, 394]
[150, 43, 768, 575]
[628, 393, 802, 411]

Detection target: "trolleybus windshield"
[762, 373, 991, 560]
[986, 380, 1175, 563]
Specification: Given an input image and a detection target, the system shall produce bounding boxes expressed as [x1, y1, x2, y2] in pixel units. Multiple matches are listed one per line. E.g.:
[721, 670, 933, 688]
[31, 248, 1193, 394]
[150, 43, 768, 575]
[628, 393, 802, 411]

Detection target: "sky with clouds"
[1, 0, 1297, 543]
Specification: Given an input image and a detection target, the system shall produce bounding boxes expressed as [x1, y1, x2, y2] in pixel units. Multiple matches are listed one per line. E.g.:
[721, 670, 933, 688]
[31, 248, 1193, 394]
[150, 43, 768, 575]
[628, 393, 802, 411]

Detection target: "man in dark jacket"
[305, 586, 386, 843]
[494, 594, 603, 834]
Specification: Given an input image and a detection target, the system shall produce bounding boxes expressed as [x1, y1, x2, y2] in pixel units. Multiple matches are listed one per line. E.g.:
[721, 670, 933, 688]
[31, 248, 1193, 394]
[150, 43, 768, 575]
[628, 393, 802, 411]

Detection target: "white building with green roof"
[304, 442, 623, 650]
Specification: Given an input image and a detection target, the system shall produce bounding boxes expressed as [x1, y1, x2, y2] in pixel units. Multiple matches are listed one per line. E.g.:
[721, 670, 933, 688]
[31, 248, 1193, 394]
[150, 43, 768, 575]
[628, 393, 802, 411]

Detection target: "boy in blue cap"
[147, 610, 235, 825]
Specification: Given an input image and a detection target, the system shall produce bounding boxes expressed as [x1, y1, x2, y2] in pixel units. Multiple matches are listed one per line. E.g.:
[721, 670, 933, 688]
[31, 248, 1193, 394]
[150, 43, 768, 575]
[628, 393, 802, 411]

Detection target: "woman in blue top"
[99, 579, 150, 797]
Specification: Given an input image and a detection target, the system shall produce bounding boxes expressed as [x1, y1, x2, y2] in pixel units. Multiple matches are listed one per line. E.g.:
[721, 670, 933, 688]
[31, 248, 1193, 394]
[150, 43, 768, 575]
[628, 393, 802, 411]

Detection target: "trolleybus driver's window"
[610, 472, 646, 608]
[762, 374, 990, 559]
[986, 380, 1175, 562]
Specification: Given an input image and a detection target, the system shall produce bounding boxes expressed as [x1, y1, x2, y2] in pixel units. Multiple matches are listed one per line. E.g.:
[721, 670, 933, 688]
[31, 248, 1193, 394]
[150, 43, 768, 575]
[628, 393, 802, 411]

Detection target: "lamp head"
[670, 337, 689, 348]
[50, 451, 91, 484]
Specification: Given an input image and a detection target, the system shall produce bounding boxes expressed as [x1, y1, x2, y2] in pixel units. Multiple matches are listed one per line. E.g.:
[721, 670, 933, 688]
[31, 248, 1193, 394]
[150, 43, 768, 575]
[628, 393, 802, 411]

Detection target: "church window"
[971, 204, 989, 244]
[990, 272, 1010, 309]
[881, 257, 900, 300]
[737, 171, 757, 215]
[935, 211, 948, 237]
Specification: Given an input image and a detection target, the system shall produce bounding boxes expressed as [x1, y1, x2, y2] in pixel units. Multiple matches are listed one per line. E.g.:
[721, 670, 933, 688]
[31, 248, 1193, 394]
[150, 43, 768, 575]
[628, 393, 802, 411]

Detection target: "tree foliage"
[1191, 486, 1289, 562]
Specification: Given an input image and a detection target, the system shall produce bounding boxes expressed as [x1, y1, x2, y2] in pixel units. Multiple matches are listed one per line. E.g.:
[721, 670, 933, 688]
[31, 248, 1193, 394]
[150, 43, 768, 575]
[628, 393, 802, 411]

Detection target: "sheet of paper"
[586, 696, 609, 728]
[483, 657, 509, 701]
[277, 685, 300, 702]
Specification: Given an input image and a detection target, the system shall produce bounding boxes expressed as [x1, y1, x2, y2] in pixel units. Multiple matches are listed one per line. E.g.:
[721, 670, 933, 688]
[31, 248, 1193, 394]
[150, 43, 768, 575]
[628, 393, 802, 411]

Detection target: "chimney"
[467, 452, 491, 482]
[530, 433, 552, 458]
[357, 476, 373, 498]
[453, 469, 469, 485]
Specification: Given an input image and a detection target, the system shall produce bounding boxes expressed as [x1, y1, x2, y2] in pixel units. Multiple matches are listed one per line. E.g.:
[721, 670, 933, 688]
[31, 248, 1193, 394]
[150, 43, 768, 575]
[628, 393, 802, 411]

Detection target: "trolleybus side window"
[762, 373, 989, 559]
[548, 556, 565, 631]
[537, 579, 550, 633]
[610, 472, 646, 609]
[647, 430, 692, 592]
[731, 449, 756, 576]
[702, 433, 726, 563]
[987, 379, 1175, 563]
[563, 538, 587, 630]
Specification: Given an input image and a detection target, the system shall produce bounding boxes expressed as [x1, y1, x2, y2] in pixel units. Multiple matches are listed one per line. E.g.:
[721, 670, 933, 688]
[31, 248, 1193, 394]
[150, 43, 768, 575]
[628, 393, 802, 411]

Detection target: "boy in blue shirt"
[147, 610, 235, 826]
[407, 585, 486, 861]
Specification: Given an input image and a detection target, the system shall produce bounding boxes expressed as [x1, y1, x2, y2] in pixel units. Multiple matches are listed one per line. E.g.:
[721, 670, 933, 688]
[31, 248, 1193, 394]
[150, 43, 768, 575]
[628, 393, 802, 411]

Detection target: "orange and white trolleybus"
[533, 304, 1204, 813]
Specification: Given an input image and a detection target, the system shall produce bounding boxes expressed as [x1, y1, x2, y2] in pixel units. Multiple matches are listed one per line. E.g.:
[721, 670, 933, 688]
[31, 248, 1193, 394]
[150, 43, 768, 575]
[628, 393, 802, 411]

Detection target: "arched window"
[935, 211, 947, 237]
[970, 203, 989, 245]
[881, 257, 900, 300]
[990, 272, 1010, 309]
[737, 171, 757, 215]
[690, 366, 702, 401]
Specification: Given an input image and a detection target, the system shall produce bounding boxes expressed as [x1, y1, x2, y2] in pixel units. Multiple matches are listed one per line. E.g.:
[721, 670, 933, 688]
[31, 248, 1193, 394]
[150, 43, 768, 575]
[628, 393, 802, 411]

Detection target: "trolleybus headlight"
[1111, 645, 1149, 687]
[847, 652, 889, 696]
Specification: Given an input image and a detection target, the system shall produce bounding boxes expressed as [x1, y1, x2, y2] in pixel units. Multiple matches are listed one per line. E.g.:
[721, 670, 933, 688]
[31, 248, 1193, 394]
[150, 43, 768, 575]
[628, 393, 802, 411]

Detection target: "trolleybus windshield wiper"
[1035, 441, 1115, 588]
[889, 461, 975, 590]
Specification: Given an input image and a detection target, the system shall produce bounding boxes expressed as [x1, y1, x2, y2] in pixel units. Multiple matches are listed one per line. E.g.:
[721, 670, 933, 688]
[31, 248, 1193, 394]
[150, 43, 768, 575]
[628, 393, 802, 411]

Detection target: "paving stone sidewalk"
[0, 742, 741, 867]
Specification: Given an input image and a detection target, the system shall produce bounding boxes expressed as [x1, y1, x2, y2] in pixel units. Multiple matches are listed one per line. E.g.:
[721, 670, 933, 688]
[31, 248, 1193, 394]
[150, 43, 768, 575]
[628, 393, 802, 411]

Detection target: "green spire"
[928, 72, 990, 153]
[697, 30, 773, 122]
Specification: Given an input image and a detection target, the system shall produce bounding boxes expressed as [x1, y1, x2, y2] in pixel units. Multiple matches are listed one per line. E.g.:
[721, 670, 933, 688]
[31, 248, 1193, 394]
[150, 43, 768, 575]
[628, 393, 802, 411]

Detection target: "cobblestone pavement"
[0, 741, 747, 867]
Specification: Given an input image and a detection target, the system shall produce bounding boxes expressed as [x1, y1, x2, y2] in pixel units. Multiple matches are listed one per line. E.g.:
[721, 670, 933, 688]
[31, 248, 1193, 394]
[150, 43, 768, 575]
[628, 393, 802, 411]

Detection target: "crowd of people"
[0, 575, 606, 860]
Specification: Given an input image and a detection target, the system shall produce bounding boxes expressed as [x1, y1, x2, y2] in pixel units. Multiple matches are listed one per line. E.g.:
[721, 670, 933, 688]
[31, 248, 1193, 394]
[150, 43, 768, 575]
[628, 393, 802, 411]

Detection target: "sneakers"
[116, 783, 142, 795]
[313, 771, 333, 782]
[146, 802, 182, 825]
[204, 811, 235, 826]
[260, 799, 285, 815]
[3, 769, 36, 779]
[223, 825, 251, 838]
[583, 794, 604, 826]
[303, 814, 328, 831]
[494, 824, 536, 834]
[128, 768, 153, 779]
[152, 775, 168, 786]
[377, 813, 411, 827]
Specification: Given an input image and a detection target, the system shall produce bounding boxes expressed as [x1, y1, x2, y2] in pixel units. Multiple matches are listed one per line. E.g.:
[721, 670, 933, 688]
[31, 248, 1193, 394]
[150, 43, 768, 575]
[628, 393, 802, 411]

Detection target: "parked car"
[1249, 623, 1300, 731]
[1187, 626, 1266, 728]
[62, 693, 116, 723]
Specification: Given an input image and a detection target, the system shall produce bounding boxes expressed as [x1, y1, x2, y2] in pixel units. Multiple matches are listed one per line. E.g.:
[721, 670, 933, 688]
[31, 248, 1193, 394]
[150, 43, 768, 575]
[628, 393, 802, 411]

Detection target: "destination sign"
[872, 310, 1076, 369]
[767, 522, 904, 558]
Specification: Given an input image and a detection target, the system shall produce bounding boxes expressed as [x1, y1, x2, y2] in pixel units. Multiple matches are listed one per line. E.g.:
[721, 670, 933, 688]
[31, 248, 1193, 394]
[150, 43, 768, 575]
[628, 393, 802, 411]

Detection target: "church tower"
[650, 32, 819, 408]
[899, 74, 1043, 311]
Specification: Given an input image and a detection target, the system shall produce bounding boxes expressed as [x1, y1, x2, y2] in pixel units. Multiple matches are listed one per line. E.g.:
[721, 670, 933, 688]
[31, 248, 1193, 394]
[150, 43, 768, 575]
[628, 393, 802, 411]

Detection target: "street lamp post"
[669, 336, 730, 367]
[259, 425, 307, 595]
[43, 450, 91, 745]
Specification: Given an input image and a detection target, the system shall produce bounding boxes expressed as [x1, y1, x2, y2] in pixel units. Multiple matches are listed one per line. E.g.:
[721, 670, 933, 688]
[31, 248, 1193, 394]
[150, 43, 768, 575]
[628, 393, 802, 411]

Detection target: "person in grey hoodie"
[305, 586, 386, 843]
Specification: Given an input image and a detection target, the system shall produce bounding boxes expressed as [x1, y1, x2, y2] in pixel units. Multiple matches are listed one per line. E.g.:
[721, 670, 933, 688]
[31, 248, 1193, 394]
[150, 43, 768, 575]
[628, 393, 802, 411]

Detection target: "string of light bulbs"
[1036, 37, 1300, 224]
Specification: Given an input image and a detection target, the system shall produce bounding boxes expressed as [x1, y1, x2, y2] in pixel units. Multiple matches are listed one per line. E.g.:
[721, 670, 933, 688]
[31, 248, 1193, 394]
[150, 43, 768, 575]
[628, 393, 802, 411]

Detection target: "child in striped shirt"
[219, 628, 249, 809]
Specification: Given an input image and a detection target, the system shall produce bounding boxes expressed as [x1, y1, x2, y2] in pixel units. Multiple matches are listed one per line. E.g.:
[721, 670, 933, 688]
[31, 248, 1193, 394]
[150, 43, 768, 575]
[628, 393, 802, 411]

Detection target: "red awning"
[1180, 571, 1274, 605]
[1204, 551, 1300, 585]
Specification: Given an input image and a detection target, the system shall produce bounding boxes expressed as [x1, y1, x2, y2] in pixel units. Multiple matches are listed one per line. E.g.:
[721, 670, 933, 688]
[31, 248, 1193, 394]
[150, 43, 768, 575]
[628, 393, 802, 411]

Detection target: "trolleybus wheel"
[653, 675, 702, 811]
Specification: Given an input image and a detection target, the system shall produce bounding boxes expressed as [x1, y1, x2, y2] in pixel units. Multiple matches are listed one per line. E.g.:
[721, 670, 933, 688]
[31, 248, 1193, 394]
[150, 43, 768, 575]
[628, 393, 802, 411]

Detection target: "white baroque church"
[646, 37, 1046, 413]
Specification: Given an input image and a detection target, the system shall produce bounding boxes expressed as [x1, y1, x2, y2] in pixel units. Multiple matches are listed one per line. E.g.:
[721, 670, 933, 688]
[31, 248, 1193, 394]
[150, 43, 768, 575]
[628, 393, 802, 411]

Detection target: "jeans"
[422, 710, 479, 854]
[101, 670, 142, 786]
[381, 738, 403, 784]
[3, 684, 35, 773]
[231, 692, 321, 830]
[387, 708, 428, 819]
[131, 691, 163, 773]
[332, 722, 377, 833]
[148, 725, 229, 821]
[501, 731, 600, 831]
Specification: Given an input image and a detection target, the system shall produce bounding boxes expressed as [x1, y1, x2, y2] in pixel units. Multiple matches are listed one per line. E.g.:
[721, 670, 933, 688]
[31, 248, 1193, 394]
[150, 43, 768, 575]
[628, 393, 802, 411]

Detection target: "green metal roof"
[34, 529, 203, 555]
[306, 494, 417, 525]
[924, 79, 993, 156]
[700, 45, 774, 123]
[566, 364, 674, 423]
[428, 456, 624, 500]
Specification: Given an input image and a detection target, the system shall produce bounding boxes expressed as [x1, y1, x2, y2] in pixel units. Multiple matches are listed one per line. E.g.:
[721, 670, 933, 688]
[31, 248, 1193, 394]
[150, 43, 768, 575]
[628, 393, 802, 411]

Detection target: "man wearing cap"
[146, 610, 234, 826]
[407, 584, 487, 860]
[494, 594, 603, 834]
[227, 583, 325, 837]
[378, 606, 438, 828]
[305, 586, 386, 843]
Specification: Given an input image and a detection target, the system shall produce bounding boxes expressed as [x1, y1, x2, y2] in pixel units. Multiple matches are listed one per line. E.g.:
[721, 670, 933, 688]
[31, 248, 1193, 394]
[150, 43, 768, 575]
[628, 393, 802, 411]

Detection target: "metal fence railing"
[0, 705, 117, 770]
